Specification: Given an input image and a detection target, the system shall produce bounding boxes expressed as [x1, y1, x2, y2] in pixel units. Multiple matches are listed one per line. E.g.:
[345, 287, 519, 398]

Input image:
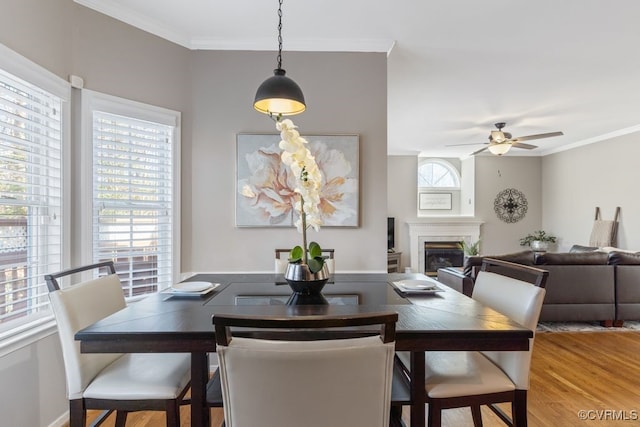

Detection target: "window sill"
[0, 317, 58, 358]
[0, 292, 161, 359]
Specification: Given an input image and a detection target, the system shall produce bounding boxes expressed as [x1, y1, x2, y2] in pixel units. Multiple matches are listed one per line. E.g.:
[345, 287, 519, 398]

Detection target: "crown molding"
[74, 0, 192, 48]
[74, 1, 394, 53]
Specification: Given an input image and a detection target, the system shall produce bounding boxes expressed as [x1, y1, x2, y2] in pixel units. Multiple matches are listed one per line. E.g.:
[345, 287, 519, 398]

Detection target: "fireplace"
[406, 218, 483, 274]
[424, 241, 464, 276]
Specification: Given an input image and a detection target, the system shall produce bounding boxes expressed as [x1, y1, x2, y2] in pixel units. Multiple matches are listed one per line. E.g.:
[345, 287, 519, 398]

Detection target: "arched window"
[418, 159, 460, 188]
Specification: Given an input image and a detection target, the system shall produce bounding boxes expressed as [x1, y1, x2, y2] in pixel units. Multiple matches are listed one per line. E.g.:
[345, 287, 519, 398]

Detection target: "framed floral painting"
[236, 133, 359, 227]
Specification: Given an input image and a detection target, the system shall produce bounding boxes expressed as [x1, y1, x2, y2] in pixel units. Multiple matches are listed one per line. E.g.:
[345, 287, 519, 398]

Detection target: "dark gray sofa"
[438, 249, 640, 326]
[609, 251, 640, 323]
[535, 252, 614, 323]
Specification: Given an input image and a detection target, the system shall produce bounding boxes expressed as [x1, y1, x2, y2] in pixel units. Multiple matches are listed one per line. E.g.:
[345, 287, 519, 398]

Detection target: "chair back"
[472, 259, 548, 390]
[46, 262, 125, 399]
[479, 257, 548, 288]
[214, 311, 397, 427]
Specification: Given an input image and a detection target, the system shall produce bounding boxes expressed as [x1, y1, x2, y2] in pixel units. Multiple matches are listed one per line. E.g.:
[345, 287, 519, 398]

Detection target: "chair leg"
[471, 404, 483, 427]
[115, 411, 128, 427]
[427, 402, 442, 427]
[165, 399, 181, 427]
[69, 399, 86, 427]
[390, 405, 404, 427]
[512, 390, 528, 427]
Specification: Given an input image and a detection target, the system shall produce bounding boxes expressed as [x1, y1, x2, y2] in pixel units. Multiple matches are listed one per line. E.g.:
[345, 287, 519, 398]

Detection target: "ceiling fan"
[452, 122, 564, 156]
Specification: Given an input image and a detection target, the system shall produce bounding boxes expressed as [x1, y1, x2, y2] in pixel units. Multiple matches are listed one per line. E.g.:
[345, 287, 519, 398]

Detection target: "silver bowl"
[284, 262, 329, 282]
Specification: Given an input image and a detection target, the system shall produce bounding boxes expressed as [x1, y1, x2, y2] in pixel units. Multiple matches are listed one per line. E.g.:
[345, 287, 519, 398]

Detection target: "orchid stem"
[300, 195, 308, 265]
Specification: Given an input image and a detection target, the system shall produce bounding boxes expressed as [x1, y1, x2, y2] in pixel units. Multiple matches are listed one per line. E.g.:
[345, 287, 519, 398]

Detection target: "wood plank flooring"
[81, 331, 640, 426]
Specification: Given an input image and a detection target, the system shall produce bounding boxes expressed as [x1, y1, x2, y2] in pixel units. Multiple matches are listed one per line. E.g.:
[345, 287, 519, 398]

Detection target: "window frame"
[0, 43, 70, 355]
[417, 158, 461, 190]
[80, 90, 181, 294]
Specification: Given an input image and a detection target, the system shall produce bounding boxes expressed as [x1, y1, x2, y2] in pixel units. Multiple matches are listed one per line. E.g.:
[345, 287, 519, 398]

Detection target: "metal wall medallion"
[494, 188, 528, 223]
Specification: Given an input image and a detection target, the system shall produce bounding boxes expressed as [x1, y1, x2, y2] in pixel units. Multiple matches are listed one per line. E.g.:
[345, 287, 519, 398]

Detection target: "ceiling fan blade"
[471, 146, 489, 156]
[511, 142, 538, 150]
[446, 142, 487, 147]
[512, 131, 563, 142]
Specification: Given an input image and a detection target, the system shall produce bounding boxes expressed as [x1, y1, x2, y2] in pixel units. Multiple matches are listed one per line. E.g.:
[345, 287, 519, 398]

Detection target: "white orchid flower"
[276, 119, 327, 268]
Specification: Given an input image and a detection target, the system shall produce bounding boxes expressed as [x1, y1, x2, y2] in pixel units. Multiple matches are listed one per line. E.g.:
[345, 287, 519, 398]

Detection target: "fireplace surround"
[407, 218, 483, 274]
[424, 241, 464, 275]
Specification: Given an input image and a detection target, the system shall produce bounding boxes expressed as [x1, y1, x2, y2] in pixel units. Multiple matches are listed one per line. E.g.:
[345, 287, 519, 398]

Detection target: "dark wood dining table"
[75, 272, 533, 427]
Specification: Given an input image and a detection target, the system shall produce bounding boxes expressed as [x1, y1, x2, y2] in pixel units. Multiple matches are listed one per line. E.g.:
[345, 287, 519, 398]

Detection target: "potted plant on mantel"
[519, 230, 557, 252]
[459, 239, 481, 257]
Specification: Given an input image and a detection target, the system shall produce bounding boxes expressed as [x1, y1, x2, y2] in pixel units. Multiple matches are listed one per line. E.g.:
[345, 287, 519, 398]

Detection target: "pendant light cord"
[276, 0, 283, 70]
[254, 0, 305, 117]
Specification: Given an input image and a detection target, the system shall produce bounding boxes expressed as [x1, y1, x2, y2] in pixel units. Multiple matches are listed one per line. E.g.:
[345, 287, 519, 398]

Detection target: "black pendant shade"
[253, 0, 306, 117]
[254, 68, 306, 116]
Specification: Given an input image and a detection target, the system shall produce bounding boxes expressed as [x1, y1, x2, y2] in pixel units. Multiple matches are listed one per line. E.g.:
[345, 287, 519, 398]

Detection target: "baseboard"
[48, 410, 68, 427]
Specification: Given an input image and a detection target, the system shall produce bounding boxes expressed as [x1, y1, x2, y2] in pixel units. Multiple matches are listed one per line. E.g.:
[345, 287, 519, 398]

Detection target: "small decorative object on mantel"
[458, 239, 481, 256]
[277, 119, 330, 304]
[494, 188, 528, 223]
[519, 230, 557, 253]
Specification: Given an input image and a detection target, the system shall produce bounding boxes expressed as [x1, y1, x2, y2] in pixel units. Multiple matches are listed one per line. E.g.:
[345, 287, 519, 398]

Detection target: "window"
[418, 158, 460, 189]
[0, 45, 69, 335]
[82, 91, 180, 297]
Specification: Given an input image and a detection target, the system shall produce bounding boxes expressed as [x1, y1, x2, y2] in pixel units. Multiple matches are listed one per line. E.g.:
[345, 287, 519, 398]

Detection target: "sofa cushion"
[536, 252, 609, 265]
[608, 251, 640, 265]
[463, 250, 535, 276]
[599, 246, 638, 254]
[569, 244, 599, 253]
[541, 265, 615, 303]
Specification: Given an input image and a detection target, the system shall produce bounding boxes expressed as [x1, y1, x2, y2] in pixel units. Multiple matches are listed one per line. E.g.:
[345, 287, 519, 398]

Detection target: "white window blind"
[0, 68, 63, 327]
[92, 111, 174, 297]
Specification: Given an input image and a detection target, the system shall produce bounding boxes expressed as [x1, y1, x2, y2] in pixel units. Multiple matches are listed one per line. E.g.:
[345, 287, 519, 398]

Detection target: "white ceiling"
[75, 0, 640, 157]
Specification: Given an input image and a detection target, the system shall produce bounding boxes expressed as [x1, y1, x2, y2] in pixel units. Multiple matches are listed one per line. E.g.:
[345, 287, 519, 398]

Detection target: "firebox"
[424, 241, 464, 275]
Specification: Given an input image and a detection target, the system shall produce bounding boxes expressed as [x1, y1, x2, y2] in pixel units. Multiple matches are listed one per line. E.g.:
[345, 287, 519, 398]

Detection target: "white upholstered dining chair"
[46, 261, 191, 427]
[397, 258, 548, 427]
[212, 311, 397, 427]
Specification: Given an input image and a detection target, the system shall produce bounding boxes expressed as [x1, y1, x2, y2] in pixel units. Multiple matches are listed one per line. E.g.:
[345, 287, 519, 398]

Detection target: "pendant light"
[254, 0, 306, 117]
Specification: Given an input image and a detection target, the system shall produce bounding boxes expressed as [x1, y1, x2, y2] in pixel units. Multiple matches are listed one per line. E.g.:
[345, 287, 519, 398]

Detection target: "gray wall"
[0, 1, 387, 425]
[390, 135, 640, 268]
[186, 50, 387, 273]
[0, 335, 67, 427]
[388, 155, 543, 267]
[2, 0, 72, 78]
[387, 156, 418, 269]
[475, 156, 543, 255]
[542, 132, 640, 251]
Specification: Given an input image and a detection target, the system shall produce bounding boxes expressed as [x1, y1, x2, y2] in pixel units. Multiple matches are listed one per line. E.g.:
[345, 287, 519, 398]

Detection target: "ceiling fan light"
[488, 143, 512, 156]
[490, 130, 507, 143]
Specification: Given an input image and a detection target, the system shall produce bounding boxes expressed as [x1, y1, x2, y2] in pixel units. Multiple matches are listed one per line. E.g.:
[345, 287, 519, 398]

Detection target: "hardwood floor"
[81, 331, 640, 426]
[436, 331, 640, 426]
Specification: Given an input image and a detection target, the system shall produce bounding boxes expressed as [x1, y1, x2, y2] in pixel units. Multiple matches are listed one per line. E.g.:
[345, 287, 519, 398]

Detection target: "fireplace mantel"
[406, 218, 483, 273]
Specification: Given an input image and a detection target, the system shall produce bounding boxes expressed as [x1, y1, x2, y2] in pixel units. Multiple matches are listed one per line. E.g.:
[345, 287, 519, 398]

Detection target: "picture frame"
[419, 192, 452, 210]
[236, 133, 359, 227]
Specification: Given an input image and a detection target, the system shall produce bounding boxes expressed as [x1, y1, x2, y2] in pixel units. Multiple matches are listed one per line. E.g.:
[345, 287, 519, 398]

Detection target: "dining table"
[75, 272, 533, 427]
